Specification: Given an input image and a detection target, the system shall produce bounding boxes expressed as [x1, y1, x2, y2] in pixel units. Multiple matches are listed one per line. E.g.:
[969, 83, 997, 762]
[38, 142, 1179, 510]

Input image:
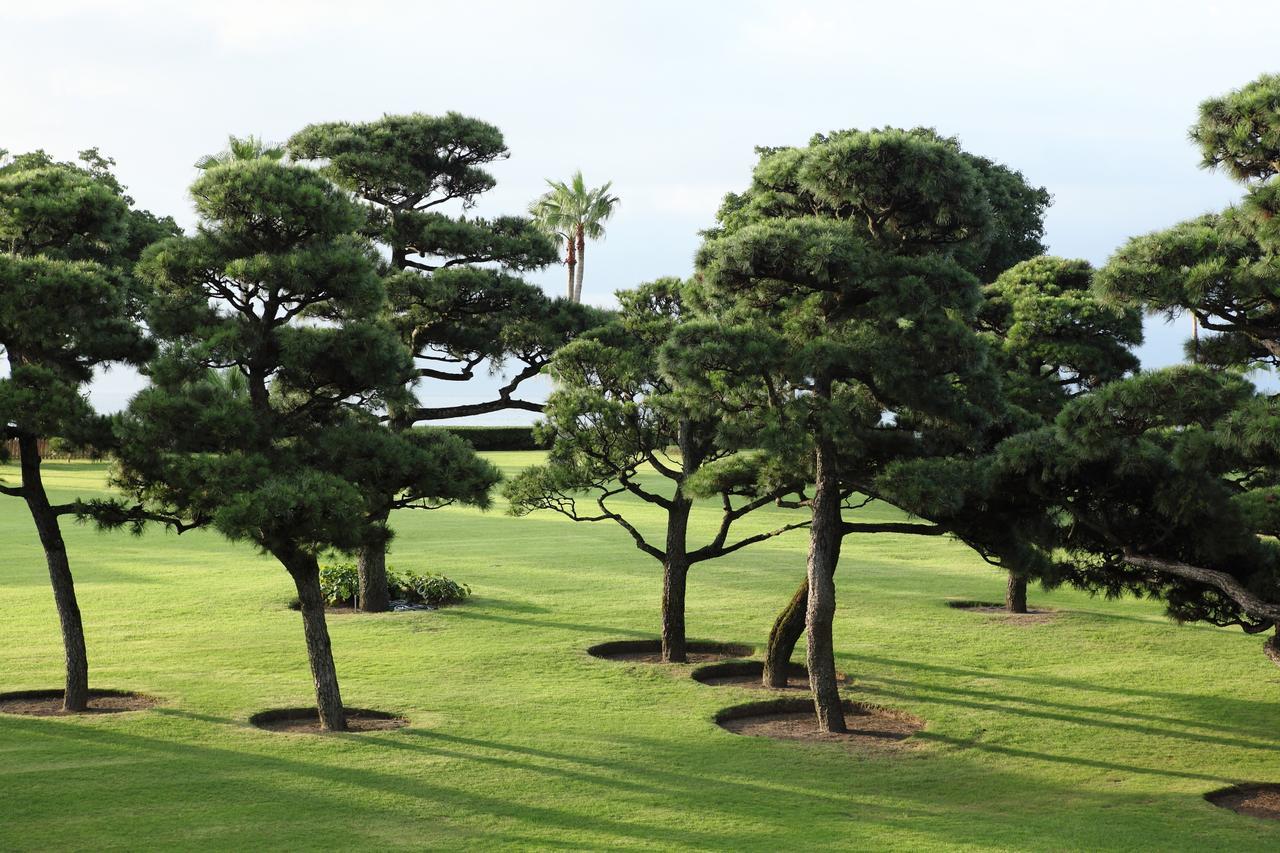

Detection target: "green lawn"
[2, 454, 1279, 851]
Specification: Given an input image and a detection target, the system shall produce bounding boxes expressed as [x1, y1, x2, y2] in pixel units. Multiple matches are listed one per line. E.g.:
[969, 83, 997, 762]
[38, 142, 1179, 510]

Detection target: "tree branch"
[1122, 550, 1280, 624]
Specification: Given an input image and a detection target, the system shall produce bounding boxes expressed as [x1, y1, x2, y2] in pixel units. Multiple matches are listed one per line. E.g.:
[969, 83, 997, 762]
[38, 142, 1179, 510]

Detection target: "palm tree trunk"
[18, 434, 89, 712]
[564, 238, 578, 301]
[573, 229, 586, 303]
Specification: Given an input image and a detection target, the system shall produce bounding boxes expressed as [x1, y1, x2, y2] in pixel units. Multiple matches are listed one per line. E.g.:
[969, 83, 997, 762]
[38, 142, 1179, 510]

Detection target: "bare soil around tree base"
[249, 707, 408, 734]
[945, 599, 1059, 624]
[1206, 784, 1280, 820]
[715, 697, 923, 752]
[586, 639, 754, 664]
[0, 689, 158, 716]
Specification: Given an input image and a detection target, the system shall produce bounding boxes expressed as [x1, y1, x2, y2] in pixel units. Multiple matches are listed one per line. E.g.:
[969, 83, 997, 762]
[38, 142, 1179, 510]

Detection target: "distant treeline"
[429, 426, 548, 452]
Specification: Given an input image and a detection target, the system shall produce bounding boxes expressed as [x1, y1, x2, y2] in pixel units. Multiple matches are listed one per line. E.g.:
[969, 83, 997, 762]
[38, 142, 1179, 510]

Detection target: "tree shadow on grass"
[849, 654, 1280, 735]
[4, 712, 1274, 849]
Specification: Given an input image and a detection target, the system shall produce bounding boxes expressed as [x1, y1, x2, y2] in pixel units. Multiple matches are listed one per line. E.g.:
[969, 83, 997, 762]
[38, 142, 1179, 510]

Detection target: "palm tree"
[194, 135, 285, 170]
[529, 171, 619, 303]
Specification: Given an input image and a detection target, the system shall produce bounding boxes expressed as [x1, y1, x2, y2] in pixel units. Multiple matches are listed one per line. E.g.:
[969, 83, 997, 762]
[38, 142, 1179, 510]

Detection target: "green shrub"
[397, 570, 471, 606]
[309, 561, 472, 608]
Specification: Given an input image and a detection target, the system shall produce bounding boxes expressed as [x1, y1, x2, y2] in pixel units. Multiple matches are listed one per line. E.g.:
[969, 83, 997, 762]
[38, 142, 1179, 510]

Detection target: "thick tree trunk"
[573, 232, 586, 304]
[763, 575, 808, 688]
[283, 550, 347, 731]
[1006, 573, 1028, 614]
[19, 435, 89, 712]
[661, 557, 689, 663]
[661, 495, 693, 663]
[806, 429, 847, 733]
[356, 521, 391, 613]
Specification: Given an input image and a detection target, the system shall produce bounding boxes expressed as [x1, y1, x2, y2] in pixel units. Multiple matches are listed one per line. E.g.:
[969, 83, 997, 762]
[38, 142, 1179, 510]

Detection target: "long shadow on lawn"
[851, 654, 1280, 738]
[862, 677, 1280, 755]
[4, 712, 1269, 848]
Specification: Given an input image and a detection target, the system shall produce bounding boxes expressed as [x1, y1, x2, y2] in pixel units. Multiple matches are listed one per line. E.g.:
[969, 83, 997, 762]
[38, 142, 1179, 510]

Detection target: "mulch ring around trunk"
[586, 639, 754, 664]
[691, 659, 851, 691]
[1206, 783, 1280, 820]
[0, 689, 158, 717]
[945, 599, 1059, 624]
[249, 707, 408, 734]
[715, 697, 923, 752]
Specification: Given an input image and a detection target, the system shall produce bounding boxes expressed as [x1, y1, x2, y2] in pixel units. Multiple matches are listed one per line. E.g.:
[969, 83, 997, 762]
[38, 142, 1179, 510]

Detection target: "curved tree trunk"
[19, 435, 89, 712]
[573, 230, 586, 303]
[763, 575, 808, 688]
[283, 550, 347, 731]
[806, 428, 846, 733]
[1006, 573, 1028, 614]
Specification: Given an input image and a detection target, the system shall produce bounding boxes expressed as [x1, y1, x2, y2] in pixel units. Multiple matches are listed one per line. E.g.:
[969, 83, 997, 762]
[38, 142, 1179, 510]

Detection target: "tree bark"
[565, 236, 578, 301]
[283, 550, 347, 731]
[764, 575, 808, 688]
[19, 434, 89, 712]
[573, 229, 586, 303]
[661, 494, 693, 663]
[1006, 573, 1028, 614]
[661, 556, 689, 663]
[806, 426, 847, 733]
[356, 523, 391, 613]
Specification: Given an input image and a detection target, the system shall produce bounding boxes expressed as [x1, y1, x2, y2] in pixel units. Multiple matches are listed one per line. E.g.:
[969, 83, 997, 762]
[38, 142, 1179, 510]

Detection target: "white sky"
[3, 0, 1274, 420]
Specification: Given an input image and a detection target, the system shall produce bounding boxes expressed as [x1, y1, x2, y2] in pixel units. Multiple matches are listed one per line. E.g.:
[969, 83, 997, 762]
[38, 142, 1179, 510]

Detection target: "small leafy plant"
[303, 561, 472, 609]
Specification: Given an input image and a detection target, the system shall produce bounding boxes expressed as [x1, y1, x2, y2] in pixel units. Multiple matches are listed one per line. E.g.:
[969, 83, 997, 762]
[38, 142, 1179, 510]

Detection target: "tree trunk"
[661, 557, 689, 663]
[763, 575, 808, 688]
[1006, 573, 1028, 614]
[19, 435, 89, 712]
[806, 427, 846, 733]
[357, 522, 391, 613]
[573, 230, 586, 304]
[565, 237, 578, 301]
[283, 550, 347, 731]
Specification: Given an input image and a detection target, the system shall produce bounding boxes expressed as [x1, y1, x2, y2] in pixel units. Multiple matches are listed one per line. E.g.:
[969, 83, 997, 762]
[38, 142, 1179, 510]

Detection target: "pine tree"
[289, 114, 600, 611]
[0, 149, 175, 711]
[671, 129, 1005, 731]
[111, 157, 498, 730]
[504, 278, 808, 662]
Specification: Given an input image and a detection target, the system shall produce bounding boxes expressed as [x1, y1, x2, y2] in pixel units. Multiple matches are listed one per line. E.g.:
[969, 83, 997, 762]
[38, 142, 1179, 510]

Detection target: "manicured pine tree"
[0, 149, 175, 712]
[890, 74, 1280, 669]
[973, 256, 1142, 611]
[111, 156, 499, 730]
[503, 278, 808, 663]
[289, 115, 600, 611]
[689, 129, 1054, 693]
[671, 129, 1004, 730]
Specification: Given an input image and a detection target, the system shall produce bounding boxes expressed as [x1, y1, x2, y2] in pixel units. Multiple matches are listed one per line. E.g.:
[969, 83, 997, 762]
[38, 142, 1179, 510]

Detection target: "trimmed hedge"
[427, 426, 549, 451]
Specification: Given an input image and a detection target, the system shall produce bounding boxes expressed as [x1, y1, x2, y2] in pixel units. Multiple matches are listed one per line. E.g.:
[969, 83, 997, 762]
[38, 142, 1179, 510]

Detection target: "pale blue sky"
[3, 1, 1274, 420]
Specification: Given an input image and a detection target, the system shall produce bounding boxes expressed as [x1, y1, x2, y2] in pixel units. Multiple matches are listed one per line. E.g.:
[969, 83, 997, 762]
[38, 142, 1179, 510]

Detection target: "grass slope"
[2, 454, 1279, 851]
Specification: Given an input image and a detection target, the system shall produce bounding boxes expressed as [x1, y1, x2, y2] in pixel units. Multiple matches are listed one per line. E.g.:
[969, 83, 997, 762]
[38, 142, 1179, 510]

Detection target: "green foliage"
[289, 113, 596, 424]
[111, 157, 500, 560]
[315, 560, 471, 608]
[0, 149, 173, 483]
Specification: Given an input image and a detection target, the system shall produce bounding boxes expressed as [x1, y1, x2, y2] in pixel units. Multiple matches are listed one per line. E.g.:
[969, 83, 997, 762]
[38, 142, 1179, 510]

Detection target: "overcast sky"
[4, 1, 1274, 420]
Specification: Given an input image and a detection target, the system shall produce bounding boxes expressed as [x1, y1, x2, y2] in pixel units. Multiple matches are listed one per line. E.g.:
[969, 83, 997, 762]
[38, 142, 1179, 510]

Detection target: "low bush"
[310, 561, 472, 609]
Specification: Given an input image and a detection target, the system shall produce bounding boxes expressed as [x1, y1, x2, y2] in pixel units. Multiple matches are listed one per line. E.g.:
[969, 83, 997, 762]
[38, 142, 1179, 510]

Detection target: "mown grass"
[2, 453, 1279, 851]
